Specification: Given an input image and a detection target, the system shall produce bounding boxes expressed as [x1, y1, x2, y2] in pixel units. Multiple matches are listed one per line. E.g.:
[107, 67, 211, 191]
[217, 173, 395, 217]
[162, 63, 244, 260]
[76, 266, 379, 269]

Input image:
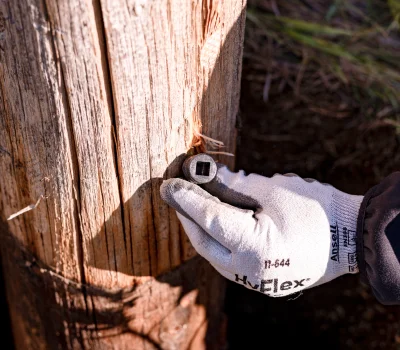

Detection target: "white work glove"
[160, 165, 363, 297]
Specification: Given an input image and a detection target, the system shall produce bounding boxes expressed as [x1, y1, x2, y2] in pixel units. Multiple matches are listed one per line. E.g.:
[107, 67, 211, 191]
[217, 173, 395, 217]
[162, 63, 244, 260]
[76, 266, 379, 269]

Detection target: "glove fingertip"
[160, 178, 210, 220]
[160, 178, 187, 205]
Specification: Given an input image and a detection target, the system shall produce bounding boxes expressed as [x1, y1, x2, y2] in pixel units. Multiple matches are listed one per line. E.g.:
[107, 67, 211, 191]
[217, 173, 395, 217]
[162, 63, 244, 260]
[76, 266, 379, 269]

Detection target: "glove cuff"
[330, 190, 364, 275]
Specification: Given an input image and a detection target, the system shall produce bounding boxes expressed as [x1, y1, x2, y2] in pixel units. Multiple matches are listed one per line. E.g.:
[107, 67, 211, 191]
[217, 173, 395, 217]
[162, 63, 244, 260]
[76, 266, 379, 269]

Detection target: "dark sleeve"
[356, 172, 400, 305]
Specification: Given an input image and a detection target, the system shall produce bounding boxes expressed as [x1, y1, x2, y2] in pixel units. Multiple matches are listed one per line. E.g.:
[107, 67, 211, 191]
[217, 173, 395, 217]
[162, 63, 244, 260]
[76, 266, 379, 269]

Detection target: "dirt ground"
[226, 34, 400, 350]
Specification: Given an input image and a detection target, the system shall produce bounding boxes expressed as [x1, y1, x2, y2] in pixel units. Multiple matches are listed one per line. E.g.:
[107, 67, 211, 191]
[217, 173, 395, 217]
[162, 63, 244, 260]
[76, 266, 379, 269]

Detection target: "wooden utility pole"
[0, 0, 246, 349]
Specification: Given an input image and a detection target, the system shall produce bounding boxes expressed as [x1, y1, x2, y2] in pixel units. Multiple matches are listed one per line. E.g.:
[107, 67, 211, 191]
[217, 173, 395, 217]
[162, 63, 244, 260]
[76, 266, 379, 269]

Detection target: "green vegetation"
[245, 0, 400, 128]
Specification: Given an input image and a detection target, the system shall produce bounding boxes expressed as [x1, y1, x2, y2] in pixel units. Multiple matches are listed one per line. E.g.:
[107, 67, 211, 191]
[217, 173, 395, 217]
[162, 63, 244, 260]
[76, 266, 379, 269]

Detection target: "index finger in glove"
[203, 165, 264, 210]
[160, 178, 258, 251]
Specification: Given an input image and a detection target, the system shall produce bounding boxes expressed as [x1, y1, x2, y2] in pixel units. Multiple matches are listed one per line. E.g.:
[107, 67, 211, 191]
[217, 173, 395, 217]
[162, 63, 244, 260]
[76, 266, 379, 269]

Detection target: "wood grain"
[0, 0, 246, 348]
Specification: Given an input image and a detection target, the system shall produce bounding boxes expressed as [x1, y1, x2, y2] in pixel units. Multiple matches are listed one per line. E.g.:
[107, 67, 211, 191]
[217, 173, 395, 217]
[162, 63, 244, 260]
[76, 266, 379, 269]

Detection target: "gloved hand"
[160, 165, 363, 297]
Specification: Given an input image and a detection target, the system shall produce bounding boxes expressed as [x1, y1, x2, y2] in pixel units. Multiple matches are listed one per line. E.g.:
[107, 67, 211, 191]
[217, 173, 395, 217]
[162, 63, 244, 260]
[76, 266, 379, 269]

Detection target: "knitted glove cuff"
[330, 190, 364, 275]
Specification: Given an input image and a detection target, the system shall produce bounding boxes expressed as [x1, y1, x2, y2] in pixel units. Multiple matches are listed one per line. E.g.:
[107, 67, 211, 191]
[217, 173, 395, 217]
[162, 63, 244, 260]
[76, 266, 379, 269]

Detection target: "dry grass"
[244, 0, 400, 130]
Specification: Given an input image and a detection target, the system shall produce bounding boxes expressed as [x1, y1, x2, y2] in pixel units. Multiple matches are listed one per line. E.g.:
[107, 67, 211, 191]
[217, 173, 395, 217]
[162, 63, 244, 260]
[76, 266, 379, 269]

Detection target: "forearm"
[357, 172, 400, 305]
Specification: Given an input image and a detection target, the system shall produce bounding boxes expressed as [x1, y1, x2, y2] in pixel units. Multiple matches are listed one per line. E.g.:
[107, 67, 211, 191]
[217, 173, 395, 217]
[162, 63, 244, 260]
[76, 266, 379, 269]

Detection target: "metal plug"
[182, 153, 217, 184]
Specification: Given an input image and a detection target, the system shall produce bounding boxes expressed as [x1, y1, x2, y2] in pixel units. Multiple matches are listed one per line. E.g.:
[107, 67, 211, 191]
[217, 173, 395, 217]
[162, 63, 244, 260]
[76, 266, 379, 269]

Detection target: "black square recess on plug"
[195, 161, 211, 176]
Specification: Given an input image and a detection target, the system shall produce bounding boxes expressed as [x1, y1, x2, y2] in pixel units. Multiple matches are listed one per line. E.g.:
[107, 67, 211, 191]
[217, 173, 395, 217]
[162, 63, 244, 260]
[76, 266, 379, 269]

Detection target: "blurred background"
[1, 0, 400, 349]
[230, 0, 400, 349]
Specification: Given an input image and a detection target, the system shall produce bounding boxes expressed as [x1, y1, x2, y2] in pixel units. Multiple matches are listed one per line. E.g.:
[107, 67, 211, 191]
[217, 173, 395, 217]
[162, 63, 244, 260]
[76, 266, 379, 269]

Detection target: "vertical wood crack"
[43, 0, 88, 312]
[94, 0, 129, 274]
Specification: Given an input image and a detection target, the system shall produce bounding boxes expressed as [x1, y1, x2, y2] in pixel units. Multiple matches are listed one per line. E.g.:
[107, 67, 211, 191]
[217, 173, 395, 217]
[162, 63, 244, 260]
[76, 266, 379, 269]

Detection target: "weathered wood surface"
[0, 0, 246, 348]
